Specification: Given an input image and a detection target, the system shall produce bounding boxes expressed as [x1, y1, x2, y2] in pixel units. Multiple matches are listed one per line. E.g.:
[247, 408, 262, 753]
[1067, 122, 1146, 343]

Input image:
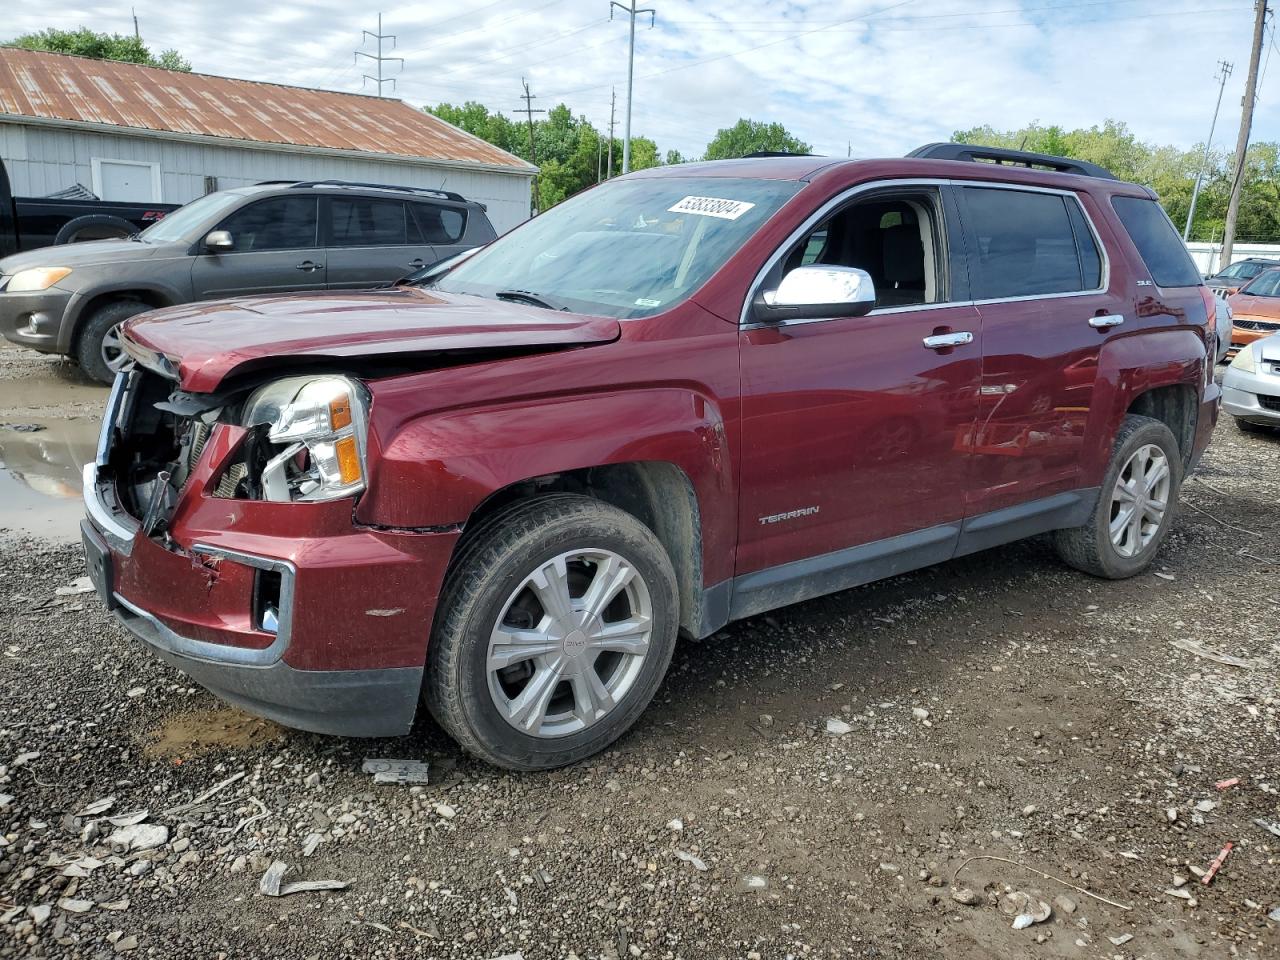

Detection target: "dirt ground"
[0, 341, 1277, 959]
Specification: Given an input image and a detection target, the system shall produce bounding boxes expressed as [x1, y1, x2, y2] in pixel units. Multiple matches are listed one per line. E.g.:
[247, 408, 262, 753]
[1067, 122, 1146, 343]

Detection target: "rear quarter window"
[1111, 196, 1201, 287]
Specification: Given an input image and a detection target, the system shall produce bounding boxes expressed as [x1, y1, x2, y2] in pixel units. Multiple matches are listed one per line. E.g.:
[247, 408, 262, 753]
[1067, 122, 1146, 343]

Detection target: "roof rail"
[742, 151, 816, 158]
[256, 179, 470, 203]
[907, 142, 1116, 180]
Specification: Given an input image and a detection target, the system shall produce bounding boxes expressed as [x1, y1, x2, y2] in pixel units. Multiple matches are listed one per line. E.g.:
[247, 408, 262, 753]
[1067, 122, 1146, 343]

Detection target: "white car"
[1222, 331, 1280, 431]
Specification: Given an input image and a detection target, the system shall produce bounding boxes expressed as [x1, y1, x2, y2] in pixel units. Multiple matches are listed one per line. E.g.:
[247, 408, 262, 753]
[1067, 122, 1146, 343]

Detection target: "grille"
[1235, 318, 1280, 331]
[1258, 394, 1280, 412]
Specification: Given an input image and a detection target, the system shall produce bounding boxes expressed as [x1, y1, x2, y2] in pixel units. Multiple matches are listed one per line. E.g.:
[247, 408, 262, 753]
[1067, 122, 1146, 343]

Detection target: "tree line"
[952, 120, 1280, 244]
[426, 102, 808, 212]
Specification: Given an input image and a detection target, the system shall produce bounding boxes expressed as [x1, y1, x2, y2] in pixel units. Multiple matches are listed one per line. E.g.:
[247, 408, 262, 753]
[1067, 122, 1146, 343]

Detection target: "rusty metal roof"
[0, 47, 532, 172]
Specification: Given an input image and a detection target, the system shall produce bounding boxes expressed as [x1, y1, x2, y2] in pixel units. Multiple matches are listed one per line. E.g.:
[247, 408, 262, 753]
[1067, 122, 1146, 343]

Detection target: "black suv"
[0, 180, 496, 382]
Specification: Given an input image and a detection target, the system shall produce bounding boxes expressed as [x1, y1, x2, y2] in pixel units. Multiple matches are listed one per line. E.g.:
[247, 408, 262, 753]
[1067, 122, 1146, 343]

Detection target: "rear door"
[957, 184, 1125, 517]
[190, 195, 324, 299]
[324, 196, 437, 289]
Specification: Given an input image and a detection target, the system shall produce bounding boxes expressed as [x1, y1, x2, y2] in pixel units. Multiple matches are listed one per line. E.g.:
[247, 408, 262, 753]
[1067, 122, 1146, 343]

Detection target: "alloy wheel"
[100, 323, 133, 374]
[1109, 443, 1171, 558]
[486, 549, 653, 738]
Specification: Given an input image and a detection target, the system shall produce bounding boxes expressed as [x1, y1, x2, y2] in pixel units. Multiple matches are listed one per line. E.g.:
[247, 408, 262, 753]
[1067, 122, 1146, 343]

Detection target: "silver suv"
[0, 180, 496, 382]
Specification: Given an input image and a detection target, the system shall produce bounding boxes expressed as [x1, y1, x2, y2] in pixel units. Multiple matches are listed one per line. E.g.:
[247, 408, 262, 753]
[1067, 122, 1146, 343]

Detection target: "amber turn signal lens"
[329, 394, 353, 430]
[335, 436, 362, 485]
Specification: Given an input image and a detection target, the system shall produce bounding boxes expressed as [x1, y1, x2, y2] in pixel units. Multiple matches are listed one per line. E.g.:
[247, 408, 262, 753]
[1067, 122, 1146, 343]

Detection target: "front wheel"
[75, 301, 149, 384]
[1054, 414, 1183, 579]
[425, 495, 679, 770]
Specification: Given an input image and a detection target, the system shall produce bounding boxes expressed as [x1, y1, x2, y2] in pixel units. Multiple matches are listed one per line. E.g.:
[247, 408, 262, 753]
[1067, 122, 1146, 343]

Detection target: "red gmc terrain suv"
[82, 144, 1221, 770]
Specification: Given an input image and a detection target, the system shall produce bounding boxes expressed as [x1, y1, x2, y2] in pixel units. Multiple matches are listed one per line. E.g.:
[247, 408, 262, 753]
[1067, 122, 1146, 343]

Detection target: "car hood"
[1226, 293, 1280, 319]
[0, 238, 180, 274]
[122, 288, 622, 393]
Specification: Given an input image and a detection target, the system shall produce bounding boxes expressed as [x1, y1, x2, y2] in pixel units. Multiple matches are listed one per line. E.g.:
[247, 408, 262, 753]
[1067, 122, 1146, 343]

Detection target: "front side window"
[962, 187, 1102, 300]
[330, 198, 409, 247]
[769, 191, 945, 308]
[216, 197, 318, 251]
[434, 177, 802, 318]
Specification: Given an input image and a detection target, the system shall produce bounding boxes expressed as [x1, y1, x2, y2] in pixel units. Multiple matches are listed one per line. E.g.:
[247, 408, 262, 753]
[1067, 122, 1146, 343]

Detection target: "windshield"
[139, 191, 250, 243]
[1222, 260, 1266, 280]
[1241, 268, 1280, 297]
[434, 177, 802, 318]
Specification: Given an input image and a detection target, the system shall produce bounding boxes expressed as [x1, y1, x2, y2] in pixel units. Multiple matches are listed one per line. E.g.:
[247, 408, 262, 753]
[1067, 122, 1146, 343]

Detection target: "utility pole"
[606, 88, 617, 179]
[355, 13, 404, 97]
[610, 0, 655, 173]
[1185, 60, 1233, 240]
[132, 8, 140, 40]
[514, 78, 546, 213]
[1221, 0, 1268, 270]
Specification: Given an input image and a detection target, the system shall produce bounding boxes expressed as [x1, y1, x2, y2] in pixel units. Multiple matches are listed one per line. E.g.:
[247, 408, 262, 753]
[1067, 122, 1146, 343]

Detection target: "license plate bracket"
[80, 521, 117, 611]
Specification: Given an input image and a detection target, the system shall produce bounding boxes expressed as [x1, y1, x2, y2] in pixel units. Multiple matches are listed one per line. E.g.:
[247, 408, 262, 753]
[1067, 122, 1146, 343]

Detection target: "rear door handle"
[922, 331, 974, 350]
[1089, 314, 1125, 328]
[295, 260, 321, 272]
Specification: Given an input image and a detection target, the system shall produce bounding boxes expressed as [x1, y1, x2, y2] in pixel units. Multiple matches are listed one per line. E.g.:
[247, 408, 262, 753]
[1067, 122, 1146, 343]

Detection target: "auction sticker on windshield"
[668, 196, 756, 220]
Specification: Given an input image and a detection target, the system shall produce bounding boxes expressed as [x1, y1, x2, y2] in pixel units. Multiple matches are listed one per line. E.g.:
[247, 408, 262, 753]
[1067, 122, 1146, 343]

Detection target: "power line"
[355, 13, 403, 96]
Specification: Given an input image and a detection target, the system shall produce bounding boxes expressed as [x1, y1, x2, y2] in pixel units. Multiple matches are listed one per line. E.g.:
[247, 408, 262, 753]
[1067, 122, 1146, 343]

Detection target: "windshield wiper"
[495, 289, 569, 311]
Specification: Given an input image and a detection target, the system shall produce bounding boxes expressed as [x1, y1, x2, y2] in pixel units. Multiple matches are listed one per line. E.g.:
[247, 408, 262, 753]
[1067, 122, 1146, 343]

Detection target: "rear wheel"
[425, 495, 679, 770]
[75, 300, 149, 384]
[1054, 415, 1183, 579]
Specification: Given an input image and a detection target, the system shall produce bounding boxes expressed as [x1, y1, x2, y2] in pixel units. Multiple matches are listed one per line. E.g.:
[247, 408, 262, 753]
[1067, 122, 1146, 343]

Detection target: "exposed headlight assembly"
[240, 375, 370, 502]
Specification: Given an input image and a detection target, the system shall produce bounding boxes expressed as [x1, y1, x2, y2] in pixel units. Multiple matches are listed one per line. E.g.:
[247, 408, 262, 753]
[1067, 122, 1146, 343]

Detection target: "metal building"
[0, 48, 535, 234]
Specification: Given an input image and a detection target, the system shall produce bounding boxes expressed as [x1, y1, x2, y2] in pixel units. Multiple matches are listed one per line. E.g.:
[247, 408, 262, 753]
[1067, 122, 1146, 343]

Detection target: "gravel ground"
[1, 343, 1278, 959]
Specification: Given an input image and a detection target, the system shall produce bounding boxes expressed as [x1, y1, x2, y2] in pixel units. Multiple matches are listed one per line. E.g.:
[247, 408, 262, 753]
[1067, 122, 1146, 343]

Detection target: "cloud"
[6, 0, 1271, 161]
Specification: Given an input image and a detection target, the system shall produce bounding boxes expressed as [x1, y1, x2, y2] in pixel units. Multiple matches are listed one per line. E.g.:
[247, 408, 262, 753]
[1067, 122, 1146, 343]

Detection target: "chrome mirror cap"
[755, 265, 876, 322]
[204, 230, 233, 251]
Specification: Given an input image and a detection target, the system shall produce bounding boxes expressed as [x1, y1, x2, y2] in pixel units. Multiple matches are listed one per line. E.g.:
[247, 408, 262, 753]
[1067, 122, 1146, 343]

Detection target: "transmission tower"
[355, 13, 404, 96]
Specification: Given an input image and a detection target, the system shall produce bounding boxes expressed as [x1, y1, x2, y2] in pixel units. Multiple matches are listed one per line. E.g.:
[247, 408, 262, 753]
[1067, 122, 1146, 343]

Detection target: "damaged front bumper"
[82, 371, 459, 738]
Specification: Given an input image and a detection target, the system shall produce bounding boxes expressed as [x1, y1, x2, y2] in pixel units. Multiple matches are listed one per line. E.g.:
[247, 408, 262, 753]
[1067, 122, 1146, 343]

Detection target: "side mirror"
[204, 230, 233, 252]
[752, 265, 876, 323]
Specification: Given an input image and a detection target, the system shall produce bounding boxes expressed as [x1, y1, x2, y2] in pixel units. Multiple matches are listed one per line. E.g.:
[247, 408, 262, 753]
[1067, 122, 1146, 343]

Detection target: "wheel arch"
[444, 462, 714, 640]
[1126, 383, 1198, 467]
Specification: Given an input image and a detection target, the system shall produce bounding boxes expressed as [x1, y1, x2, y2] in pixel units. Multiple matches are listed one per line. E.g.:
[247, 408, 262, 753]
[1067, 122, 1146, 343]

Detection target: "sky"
[7, 0, 1279, 162]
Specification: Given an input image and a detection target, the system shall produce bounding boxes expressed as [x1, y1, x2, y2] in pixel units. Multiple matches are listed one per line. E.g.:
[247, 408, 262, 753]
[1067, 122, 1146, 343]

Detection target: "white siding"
[2, 123, 533, 234]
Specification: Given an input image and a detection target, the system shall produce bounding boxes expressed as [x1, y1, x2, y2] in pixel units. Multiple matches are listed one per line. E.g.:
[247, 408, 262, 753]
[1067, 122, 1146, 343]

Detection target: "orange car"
[1226, 267, 1280, 353]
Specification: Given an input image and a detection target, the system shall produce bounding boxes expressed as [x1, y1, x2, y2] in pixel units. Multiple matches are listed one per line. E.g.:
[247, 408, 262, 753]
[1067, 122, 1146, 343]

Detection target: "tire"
[425, 495, 679, 770]
[75, 300, 150, 384]
[54, 214, 139, 245]
[1054, 414, 1183, 579]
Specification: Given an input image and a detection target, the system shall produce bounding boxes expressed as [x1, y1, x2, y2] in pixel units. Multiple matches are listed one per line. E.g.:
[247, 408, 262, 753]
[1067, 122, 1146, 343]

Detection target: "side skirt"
[699, 487, 1100, 634]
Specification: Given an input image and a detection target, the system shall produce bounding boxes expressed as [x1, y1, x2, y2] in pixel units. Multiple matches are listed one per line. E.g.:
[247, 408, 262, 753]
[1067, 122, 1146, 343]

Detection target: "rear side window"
[961, 187, 1102, 299]
[330, 197, 409, 247]
[412, 203, 467, 244]
[1111, 196, 1201, 287]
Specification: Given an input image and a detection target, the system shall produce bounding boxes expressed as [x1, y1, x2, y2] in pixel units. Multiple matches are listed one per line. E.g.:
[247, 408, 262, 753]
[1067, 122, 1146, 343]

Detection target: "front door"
[190, 195, 326, 299]
[955, 185, 1127, 516]
[735, 185, 981, 592]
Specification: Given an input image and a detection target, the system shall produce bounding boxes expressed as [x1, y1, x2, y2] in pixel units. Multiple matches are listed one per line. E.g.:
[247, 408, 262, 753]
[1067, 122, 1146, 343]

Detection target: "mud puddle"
[0, 418, 100, 542]
[143, 706, 286, 760]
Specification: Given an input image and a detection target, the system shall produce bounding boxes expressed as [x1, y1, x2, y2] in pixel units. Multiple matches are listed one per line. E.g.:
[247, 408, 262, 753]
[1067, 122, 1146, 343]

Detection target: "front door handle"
[295, 260, 321, 272]
[1089, 313, 1125, 328]
[408, 259, 426, 269]
[922, 331, 974, 350]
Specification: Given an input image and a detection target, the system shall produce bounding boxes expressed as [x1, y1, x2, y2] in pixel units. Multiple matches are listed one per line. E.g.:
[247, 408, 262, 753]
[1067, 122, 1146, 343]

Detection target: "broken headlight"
[240, 375, 370, 502]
